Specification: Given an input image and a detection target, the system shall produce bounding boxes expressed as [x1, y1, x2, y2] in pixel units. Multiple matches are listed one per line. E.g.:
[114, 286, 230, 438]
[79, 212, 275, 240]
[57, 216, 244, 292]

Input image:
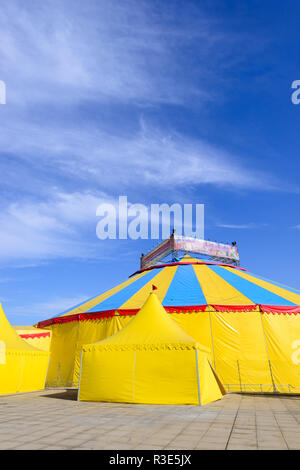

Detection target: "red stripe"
[36, 307, 208, 327]
[260, 305, 300, 315]
[20, 332, 50, 339]
[211, 304, 258, 312]
[165, 305, 207, 313]
[37, 303, 300, 328]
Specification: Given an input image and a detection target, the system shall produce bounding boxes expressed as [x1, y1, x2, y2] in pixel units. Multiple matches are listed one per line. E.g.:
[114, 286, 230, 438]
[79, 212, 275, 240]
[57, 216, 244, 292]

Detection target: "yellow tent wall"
[46, 310, 300, 393]
[261, 314, 300, 392]
[13, 326, 52, 352]
[79, 348, 224, 405]
[0, 305, 49, 395]
[78, 294, 225, 405]
[46, 316, 132, 387]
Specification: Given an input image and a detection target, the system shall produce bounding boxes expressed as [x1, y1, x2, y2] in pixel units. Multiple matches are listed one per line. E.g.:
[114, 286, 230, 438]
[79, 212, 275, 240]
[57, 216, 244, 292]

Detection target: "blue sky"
[0, 0, 300, 324]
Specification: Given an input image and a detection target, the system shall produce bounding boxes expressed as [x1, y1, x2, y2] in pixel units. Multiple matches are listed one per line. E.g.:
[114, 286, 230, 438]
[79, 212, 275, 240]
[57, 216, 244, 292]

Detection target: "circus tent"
[0, 304, 49, 395]
[37, 255, 300, 393]
[78, 292, 225, 405]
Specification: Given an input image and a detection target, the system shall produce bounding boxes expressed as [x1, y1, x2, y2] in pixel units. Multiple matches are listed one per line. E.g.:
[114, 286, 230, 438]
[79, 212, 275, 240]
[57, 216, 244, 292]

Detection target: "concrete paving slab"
[0, 390, 300, 450]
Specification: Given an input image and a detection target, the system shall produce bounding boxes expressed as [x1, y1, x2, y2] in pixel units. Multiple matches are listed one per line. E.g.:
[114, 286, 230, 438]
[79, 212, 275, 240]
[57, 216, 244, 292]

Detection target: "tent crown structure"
[83, 292, 210, 352]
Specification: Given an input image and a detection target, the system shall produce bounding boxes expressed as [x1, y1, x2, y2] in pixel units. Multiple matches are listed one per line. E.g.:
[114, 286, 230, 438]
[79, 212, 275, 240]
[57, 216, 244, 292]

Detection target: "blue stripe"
[246, 271, 300, 296]
[163, 265, 207, 306]
[87, 269, 163, 312]
[209, 266, 296, 306]
[57, 273, 146, 316]
[58, 294, 99, 316]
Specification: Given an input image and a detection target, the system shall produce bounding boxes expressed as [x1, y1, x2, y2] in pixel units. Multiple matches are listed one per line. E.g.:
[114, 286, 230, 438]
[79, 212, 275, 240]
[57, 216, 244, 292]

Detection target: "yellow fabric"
[179, 254, 203, 263]
[72, 316, 133, 386]
[78, 294, 225, 405]
[47, 312, 212, 387]
[21, 336, 51, 352]
[61, 271, 147, 317]
[46, 316, 133, 387]
[82, 293, 209, 352]
[224, 267, 300, 305]
[79, 350, 135, 403]
[13, 326, 51, 352]
[199, 358, 226, 405]
[0, 304, 49, 395]
[120, 265, 178, 309]
[171, 310, 300, 393]
[261, 314, 300, 392]
[210, 311, 272, 392]
[133, 350, 200, 404]
[193, 264, 254, 305]
[169, 311, 214, 363]
[46, 309, 300, 393]
[46, 321, 79, 387]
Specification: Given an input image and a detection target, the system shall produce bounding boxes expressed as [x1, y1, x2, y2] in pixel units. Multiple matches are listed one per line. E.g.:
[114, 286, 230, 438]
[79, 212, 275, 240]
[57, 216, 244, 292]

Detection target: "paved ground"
[0, 389, 300, 450]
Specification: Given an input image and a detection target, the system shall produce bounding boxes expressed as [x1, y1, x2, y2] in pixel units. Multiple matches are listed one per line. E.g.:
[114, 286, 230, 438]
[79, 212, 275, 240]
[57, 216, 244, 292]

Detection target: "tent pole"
[237, 360, 242, 392]
[77, 350, 83, 402]
[195, 349, 201, 406]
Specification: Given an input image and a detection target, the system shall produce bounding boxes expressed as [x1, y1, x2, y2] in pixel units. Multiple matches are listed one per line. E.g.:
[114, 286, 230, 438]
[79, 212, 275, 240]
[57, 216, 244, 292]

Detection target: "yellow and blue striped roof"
[46, 255, 300, 322]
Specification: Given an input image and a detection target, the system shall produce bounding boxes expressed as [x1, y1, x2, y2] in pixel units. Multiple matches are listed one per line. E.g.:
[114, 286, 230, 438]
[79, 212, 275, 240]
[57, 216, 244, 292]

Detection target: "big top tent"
[37, 250, 300, 394]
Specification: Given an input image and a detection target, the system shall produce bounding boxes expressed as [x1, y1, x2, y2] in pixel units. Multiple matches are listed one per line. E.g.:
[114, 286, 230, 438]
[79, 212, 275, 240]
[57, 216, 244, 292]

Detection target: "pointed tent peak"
[83, 292, 210, 353]
[0, 303, 44, 352]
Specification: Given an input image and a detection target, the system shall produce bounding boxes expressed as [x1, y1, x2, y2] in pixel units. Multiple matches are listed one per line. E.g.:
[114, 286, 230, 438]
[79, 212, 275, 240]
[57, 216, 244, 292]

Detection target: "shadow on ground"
[236, 392, 300, 399]
[42, 389, 78, 401]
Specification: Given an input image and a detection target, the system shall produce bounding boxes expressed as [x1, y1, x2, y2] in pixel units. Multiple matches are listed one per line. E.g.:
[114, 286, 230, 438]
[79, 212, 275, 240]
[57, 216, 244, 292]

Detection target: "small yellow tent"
[0, 304, 49, 395]
[78, 293, 225, 405]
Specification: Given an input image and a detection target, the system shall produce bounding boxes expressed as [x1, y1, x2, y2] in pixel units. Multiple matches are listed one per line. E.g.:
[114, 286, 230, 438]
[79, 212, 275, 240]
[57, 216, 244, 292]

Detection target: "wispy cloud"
[0, 191, 112, 262]
[0, 191, 161, 263]
[218, 223, 256, 229]
[0, 0, 220, 106]
[217, 222, 269, 229]
[0, 0, 284, 267]
[0, 120, 276, 195]
[0, 0, 279, 199]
